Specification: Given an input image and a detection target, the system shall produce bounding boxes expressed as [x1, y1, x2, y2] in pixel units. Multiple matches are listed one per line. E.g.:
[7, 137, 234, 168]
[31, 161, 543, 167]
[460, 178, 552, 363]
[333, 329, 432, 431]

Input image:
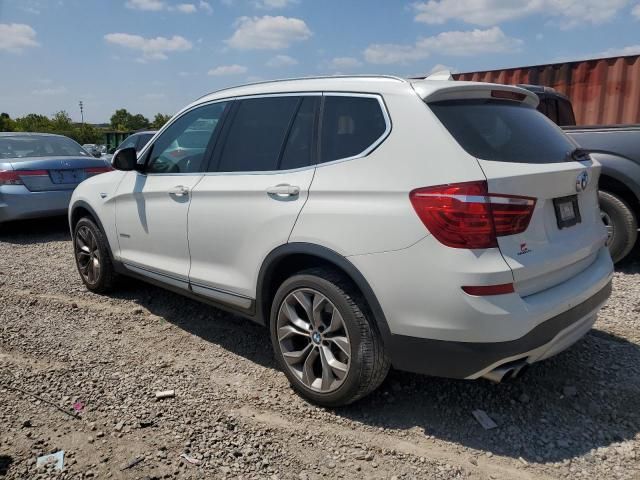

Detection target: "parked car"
[104, 131, 156, 163]
[69, 76, 613, 406]
[0, 133, 112, 224]
[519, 85, 640, 264]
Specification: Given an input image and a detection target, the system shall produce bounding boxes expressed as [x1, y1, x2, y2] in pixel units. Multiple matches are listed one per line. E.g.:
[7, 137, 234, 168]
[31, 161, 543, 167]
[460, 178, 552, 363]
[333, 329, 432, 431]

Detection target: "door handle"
[168, 185, 189, 197]
[266, 184, 300, 197]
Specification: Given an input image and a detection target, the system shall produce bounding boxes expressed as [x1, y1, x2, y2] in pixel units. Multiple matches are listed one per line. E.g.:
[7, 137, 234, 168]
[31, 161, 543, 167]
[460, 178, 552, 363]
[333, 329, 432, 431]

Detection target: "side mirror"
[112, 147, 140, 171]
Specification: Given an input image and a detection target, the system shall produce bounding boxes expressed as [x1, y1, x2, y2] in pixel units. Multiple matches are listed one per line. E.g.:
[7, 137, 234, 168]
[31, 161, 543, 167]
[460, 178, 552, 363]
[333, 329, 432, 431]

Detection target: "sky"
[1, 0, 639, 123]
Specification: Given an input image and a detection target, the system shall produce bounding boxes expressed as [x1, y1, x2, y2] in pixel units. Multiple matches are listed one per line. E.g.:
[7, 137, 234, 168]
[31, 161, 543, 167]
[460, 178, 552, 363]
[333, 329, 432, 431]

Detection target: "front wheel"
[73, 217, 118, 293]
[270, 267, 389, 407]
[599, 191, 638, 264]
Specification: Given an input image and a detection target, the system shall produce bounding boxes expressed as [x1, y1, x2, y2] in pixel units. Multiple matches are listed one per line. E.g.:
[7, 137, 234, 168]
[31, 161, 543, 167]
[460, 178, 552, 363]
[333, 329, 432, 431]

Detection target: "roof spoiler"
[412, 81, 539, 108]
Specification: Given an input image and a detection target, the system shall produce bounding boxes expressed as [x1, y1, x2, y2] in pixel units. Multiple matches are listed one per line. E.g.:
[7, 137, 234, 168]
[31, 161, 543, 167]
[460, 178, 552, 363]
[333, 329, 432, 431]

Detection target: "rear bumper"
[386, 281, 611, 378]
[0, 186, 72, 222]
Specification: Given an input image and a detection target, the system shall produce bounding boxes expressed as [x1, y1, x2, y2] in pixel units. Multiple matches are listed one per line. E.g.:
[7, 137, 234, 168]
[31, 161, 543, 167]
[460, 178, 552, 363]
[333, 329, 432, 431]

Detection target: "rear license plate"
[50, 169, 84, 184]
[553, 195, 581, 229]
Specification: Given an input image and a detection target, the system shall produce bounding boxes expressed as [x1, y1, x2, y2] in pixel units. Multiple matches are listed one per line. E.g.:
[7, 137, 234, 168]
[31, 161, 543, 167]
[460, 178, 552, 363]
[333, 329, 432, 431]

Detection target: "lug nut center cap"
[311, 332, 322, 344]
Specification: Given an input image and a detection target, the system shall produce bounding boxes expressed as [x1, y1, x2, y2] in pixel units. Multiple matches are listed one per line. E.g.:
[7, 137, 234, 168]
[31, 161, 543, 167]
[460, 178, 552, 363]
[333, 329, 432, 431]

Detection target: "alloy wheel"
[601, 210, 614, 245]
[75, 226, 101, 285]
[276, 288, 351, 393]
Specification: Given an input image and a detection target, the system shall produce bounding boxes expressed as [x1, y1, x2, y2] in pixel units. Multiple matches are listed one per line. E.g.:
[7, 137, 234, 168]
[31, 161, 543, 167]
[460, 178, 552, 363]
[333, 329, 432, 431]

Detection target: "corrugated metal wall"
[453, 55, 640, 126]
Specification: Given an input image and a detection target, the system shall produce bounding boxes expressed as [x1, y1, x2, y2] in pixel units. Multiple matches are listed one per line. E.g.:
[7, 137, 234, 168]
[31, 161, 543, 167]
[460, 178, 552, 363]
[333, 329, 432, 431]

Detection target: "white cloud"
[266, 54, 298, 67]
[208, 64, 248, 76]
[633, 3, 640, 18]
[0, 23, 40, 53]
[594, 44, 640, 57]
[126, 0, 212, 14]
[226, 15, 312, 50]
[32, 86, 67, 96]
[254, 0, 298, 8]
[412, 0, 630, 28]
[199, 0, 213, 14]
[176, 3, 197, 13]
[104, 33, 192, 60]
[429, 63, 456, 74]
[364, 27, 520, 65]
[329, 56, 363, 69]
[126, 0, 165, 11]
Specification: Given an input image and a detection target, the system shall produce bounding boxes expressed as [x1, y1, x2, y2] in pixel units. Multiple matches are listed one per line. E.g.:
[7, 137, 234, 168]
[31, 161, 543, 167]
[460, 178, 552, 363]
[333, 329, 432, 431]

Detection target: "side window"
[135, 133, 154, 152]
[118, 135, 138, 151]
[146, 102, 227, 174]
[217, 96, 299, 172]
[280, 96, 318, 170]
[557, 98, 576, 126]
[320, 96, 387, 163]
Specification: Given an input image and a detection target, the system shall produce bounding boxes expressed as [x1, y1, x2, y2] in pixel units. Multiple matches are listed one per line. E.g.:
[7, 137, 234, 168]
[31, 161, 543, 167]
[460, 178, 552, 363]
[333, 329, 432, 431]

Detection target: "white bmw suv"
[70, 76, 613, 406]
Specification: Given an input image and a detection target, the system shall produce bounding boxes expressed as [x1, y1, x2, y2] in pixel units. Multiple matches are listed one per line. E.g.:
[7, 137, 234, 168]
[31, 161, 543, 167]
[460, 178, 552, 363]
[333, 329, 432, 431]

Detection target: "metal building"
[453, 54, 640, 126]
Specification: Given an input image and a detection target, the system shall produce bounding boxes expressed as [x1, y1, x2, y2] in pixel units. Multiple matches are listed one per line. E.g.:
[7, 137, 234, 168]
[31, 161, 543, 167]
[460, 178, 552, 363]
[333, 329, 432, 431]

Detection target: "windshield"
[429, 99, 576, 164]
[0, 135, 90, 159]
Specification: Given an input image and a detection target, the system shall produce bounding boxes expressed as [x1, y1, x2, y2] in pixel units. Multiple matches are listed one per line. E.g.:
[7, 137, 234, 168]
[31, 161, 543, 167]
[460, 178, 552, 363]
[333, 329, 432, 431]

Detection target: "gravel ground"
[1, 217, 639, 480]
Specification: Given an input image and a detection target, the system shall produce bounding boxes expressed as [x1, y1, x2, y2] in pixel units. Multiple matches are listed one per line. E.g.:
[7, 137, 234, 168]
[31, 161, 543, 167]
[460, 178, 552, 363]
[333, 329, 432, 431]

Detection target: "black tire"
[599, 190, 638, 264]
[270, 267, 390, 407]
[73, 217, 118, 293]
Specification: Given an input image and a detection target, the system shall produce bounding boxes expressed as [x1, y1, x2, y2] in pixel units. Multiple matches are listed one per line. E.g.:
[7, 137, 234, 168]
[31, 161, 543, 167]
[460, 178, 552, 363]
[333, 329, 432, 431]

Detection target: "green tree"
[0, 113, 15, 132]
[129, 113, 150, 131]
[110, 108, 133, 131]
[50, 110, 74, 131]
[151, 113, 172, 129]
[14, 113, 52, 132]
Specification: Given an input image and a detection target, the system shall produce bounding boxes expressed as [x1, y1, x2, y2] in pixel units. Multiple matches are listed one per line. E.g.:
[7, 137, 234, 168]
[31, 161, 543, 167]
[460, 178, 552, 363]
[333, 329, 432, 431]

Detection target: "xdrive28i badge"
[576, 171, 589, 192]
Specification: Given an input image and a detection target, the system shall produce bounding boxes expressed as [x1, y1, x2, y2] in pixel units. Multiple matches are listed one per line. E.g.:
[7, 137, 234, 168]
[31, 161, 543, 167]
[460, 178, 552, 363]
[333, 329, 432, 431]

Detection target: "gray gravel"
[1, 217, 639, 479]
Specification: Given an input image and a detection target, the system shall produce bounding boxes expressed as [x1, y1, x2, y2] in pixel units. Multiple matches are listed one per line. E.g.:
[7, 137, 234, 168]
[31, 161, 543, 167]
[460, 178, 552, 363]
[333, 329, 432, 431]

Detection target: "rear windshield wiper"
[565, 147, 629, 162]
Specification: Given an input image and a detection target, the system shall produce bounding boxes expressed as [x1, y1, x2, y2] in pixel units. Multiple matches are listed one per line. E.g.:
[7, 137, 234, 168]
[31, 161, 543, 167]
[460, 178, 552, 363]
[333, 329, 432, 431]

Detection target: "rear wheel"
[270, 268, 389, 407]
[599, 190, 638, 264]
[73, 217, 117, 293]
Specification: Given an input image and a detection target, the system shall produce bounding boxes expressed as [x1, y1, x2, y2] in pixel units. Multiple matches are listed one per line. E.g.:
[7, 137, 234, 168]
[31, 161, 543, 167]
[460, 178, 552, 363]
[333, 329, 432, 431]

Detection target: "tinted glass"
[320, 96, 386, 163]
[0, 135, 90, 159]
[135, 133, 155, 151]
[557, 98, 576, 126]
[217, 96, 299, 172]
[146, 102, 227, 174]
[280, 96, 318, 170]
[430, 99, 576, 164]
[117, 135, 138, 151]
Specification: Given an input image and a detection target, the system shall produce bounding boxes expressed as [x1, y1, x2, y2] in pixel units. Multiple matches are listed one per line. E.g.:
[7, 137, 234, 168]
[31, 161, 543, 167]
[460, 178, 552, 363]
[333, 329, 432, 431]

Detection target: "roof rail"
[194, 74, 408, 102]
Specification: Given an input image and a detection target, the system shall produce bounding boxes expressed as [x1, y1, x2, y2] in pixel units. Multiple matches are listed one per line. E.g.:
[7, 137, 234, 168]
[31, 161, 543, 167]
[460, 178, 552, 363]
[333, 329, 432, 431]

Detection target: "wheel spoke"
[328, 335, 350, 357]
[282, 342, 313, 367]
[281, 301, 311, 332]
[278, 324, 310, 341]
[292, 291, 313, 321]
[325, 307, 344, 334]
[321, 345, 348, 381]
[301, 347, 319, 387]
[318, 346, 334, 390]
[311, 293, 326, 330]
[92, 257, 101, 282]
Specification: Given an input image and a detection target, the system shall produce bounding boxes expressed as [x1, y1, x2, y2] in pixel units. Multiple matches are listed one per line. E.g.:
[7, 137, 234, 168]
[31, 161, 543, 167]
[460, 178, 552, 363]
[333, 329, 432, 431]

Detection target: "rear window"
[0, 135, 89, 159]
[429, 99, 575, 164]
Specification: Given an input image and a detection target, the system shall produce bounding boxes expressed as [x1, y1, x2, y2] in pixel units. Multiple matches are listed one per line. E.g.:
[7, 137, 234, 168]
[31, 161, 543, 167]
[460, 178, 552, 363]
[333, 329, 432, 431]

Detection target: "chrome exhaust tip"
[482, 360, 529, 383]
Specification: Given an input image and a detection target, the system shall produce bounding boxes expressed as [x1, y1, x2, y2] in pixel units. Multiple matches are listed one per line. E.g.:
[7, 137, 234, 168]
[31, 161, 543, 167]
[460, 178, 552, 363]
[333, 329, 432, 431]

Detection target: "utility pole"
[79, 101, 84, 127]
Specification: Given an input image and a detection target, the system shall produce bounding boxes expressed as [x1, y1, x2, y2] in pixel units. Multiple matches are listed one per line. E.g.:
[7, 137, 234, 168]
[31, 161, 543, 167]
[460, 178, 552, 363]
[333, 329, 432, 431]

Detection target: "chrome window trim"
[141, 91, 391, 176]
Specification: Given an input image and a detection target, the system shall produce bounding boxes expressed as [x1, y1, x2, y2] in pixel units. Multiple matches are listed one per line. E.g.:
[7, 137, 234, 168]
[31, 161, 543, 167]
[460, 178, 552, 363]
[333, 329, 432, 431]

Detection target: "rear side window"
[430, 99, 575, 164]
[320, 96, 387, 163]
[217, 96, 300, 172]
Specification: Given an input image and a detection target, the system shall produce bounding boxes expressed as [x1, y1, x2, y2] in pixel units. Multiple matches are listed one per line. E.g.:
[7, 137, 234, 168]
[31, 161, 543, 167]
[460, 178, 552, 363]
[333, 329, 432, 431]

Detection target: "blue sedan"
[0, 132, 112, 223]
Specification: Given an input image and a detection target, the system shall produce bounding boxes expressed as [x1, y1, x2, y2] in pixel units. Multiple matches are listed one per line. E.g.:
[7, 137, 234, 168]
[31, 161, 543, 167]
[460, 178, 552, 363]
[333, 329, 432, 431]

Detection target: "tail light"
[84, 166, 113, 177]
[462, 284, 514, 296]
[0, 169, 48, 186]
[409, 180, 536, 249]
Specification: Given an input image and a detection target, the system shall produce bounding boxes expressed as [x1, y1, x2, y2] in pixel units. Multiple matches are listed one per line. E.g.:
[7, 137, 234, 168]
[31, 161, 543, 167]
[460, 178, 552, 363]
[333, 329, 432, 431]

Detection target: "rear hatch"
[7, 156, 111, 192]
[423, 84, 607, 296]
